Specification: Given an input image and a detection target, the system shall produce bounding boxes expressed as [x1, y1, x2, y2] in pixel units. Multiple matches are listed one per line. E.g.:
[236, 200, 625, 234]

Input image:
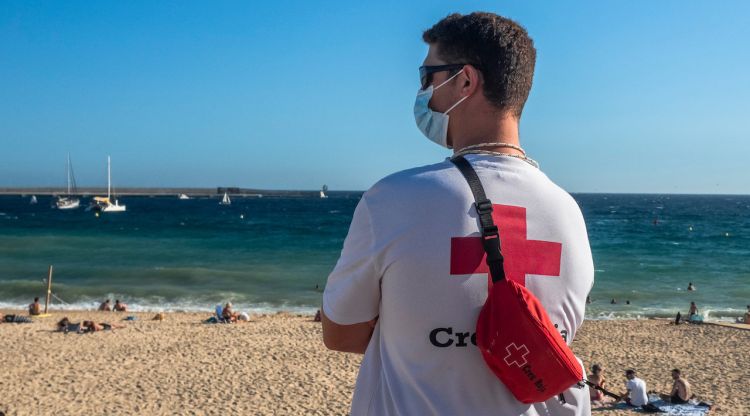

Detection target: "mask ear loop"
[435, 69, 470, 114]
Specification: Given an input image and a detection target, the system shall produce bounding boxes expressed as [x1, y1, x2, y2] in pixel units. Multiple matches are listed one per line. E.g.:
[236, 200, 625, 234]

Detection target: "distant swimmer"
[687, 282, 695, 291]
[625, 300, 630, 305]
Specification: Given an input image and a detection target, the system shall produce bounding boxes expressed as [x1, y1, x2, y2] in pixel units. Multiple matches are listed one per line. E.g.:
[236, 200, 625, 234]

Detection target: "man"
[660, 369, 691, 404]
[744, 305, 750, 324]
[322, 12, 593, 415]
[28, 297, 41, 316]
[621, 369, 648, 407]
[113, 299, 128, 312]
[98, 299, 112, 311]
[688, 301, 699, 321]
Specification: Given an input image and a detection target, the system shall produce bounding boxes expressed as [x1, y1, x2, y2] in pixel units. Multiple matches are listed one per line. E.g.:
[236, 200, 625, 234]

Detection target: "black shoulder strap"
[450, 155, 505, 282]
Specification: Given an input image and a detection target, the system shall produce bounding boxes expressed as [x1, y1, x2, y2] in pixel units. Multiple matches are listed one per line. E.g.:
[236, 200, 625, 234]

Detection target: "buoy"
[95, 212, 99, 217]
[688, 226, 693, 231]
[240, 214, 244, 219]
[725, 232, 730, 237]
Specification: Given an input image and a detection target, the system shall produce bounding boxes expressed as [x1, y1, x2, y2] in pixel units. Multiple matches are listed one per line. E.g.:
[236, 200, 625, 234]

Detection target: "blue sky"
[1, 1, 748, 193]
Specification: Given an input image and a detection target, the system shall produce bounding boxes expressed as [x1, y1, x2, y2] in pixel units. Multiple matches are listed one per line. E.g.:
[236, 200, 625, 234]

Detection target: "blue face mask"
[413, 70, 469, 149]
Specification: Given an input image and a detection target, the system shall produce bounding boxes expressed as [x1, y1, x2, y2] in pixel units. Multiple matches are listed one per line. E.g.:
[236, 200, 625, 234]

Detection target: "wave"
[0, 299, 318, 315]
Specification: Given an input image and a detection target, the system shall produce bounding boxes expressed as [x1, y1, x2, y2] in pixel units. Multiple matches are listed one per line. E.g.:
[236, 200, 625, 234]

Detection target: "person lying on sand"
[81, 320, 125, 333]
[658, 369, 692, 404]
[56, 317, 82, 334]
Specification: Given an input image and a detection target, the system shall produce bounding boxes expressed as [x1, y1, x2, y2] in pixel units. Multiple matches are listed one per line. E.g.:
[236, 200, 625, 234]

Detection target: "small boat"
[178, 194, 190, 200]
[30, 195, 38, 204]
[220, 192, 231, 205]
[56, 153, 80, 210]
[320, 185, 328, 199]
[90, 156, 126, 213]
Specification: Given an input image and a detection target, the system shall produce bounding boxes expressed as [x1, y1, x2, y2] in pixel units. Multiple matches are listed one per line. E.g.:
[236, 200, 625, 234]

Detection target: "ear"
[460, 64, 482, 97]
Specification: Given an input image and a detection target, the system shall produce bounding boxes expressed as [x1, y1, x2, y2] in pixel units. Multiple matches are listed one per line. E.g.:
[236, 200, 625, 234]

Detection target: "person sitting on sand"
[744, 305, 750, 324]
[658, 369, 692, 404]
[113, 299, 128, 312]
[588, 364, 607, 404]
[99, 299, 112, 311]
[621, 369, 648, 407]
[688, 301, 698, 320]
[28, 297, 41, 316]
[222, 302, 239, 322]
[314, 309, 322, 322]
[687, 282, 696, 291]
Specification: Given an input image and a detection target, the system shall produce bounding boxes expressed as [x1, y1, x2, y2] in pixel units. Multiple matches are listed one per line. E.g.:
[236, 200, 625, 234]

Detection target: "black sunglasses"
[419, 64, 467, 89]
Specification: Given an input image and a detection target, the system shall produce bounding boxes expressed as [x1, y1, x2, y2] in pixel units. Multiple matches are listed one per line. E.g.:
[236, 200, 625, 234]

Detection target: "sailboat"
[320, 184, 328, 199]
[178, 193, 190, 200]
[56, 153, 80, 209]
[30, 195, 38, 204]
[219, 192, 231, 205]
[91, 156, 126, 213]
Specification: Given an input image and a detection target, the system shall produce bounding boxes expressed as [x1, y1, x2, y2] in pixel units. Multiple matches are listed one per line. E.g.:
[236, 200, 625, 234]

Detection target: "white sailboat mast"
[66, 153, 72, 195]
[107, 155, 111, 200]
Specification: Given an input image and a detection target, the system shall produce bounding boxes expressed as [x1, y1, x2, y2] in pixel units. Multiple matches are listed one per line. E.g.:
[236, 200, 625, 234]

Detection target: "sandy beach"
[0, 311, 747, 415]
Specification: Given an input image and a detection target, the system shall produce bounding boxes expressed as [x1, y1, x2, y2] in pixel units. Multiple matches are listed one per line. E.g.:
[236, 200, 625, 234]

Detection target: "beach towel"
[614, 399, 711, 415]
[4, 315, 33, 323]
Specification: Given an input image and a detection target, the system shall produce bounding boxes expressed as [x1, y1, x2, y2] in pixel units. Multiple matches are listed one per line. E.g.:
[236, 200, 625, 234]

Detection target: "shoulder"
[367, 160, 455, 195]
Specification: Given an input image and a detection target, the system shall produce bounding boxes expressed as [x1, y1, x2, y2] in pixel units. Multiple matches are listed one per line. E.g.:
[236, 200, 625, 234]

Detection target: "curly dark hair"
[423, 12, 536, 117]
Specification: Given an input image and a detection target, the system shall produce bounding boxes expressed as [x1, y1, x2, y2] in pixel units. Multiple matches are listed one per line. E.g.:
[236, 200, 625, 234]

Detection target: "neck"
[451, 112, 521, 155]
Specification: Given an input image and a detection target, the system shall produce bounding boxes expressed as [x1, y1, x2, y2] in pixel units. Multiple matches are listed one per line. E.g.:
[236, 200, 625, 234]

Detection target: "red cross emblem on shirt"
[450, 204, 562, 287]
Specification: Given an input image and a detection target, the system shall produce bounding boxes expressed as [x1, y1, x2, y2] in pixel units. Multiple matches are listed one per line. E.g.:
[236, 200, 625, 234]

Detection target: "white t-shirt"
[626, 377, 648, 407]
[324, 155, 594, 416]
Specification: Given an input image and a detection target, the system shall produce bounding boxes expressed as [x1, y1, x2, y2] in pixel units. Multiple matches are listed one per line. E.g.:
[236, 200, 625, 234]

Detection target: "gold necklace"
[452, 149, 540, 169]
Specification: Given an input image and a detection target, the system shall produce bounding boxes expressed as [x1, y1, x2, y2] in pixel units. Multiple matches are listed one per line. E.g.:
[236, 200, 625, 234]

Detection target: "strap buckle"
[475, 199, 493, 215]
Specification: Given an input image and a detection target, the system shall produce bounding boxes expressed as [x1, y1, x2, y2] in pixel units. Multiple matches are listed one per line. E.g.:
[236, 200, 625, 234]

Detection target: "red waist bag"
[451, 156, 583, 404]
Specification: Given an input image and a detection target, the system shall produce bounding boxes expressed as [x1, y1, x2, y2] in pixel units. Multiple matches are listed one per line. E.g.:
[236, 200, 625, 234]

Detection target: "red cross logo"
[450, 204, 562, 287]
[503, 342, 530, 367]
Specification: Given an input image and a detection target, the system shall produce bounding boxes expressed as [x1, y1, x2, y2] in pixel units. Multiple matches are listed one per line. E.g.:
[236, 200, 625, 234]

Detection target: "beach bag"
[451, 156, 583, 404]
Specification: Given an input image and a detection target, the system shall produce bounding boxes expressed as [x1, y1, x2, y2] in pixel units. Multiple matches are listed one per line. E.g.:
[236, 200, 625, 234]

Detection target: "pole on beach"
[44, 265, 53, 314]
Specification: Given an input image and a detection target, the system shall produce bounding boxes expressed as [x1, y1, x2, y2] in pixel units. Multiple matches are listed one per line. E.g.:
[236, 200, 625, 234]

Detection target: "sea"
[1, 193, 748, 321]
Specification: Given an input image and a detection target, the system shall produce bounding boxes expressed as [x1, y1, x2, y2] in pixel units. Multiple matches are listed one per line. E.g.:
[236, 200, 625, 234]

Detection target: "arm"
[321, 309, 377, 354]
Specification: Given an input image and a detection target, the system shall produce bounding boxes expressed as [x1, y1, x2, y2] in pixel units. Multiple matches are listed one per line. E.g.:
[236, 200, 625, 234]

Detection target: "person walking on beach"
[28, 297, 41, 316]
[659, 369, 691, 404]
[322, 12, 594, 415]
[621, 369, 648, 407]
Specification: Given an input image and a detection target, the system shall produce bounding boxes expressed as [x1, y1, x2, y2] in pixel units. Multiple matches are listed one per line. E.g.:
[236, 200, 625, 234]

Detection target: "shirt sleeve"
[323, 196, 381, 325]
